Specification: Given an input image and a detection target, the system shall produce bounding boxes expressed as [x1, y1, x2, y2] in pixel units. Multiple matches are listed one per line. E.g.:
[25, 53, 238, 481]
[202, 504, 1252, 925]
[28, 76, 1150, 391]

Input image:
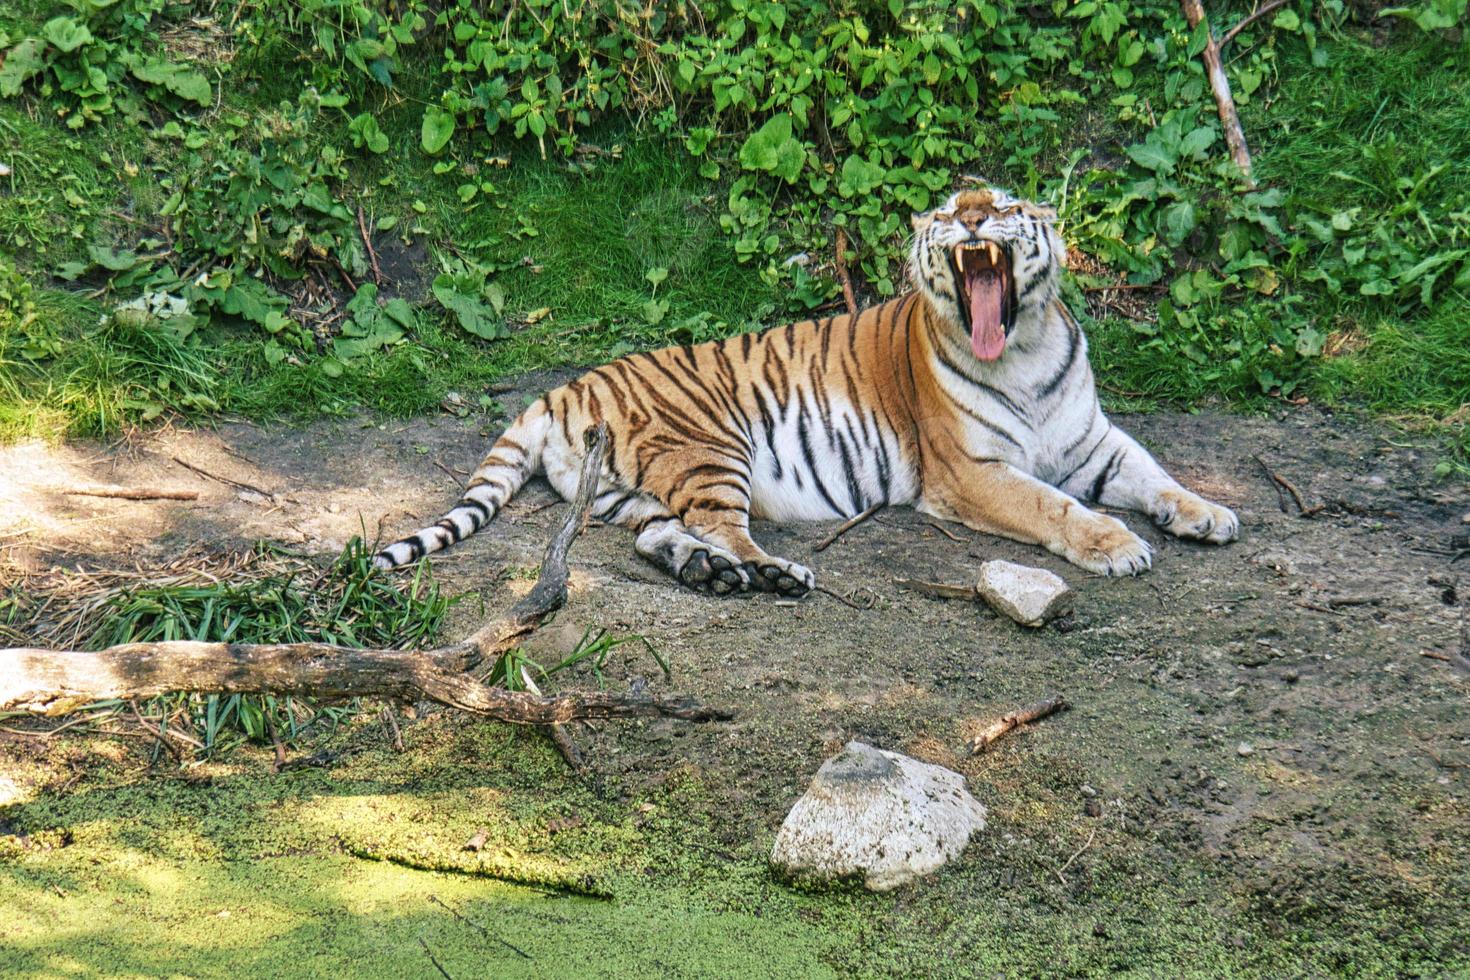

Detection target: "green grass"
[3, 539, 457, 757]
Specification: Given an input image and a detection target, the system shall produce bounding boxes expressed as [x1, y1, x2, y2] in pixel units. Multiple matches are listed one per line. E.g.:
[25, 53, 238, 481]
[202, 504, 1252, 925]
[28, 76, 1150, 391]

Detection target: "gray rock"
[977, 560, 1074, 627]
[770, 742, 986, 891]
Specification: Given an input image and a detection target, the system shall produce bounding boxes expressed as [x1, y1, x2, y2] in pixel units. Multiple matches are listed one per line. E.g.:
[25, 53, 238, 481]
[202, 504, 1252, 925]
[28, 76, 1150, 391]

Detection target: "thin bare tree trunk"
[1181, 0, 1255, 186]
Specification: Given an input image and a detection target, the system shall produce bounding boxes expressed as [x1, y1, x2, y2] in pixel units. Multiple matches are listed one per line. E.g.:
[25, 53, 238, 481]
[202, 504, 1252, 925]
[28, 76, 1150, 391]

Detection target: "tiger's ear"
[910, 210, 934, 234]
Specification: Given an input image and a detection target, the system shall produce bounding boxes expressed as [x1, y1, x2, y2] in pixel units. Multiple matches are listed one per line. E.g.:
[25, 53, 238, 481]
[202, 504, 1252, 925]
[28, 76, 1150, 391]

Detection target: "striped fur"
[376, 185, 1238, 595]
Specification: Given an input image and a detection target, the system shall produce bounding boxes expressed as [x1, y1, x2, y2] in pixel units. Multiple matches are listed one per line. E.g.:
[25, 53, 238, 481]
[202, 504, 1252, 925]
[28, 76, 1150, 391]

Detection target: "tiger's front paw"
[1152, 488, 1239, 544]
[1062, 513, 1153, 577]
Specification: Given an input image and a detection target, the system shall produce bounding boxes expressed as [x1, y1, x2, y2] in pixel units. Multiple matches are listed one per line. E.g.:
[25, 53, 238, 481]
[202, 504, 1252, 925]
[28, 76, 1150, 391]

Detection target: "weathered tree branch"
[1, 423, 732, 727]
[969, 695, 1070, 753]
[1220, 0, 1290, 48]
[1181, 0, 1255, 186]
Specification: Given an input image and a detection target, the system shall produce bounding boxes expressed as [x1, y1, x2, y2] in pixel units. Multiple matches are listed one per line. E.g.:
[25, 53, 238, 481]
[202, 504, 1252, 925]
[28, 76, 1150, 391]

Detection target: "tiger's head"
[909, 185, 1065, 362]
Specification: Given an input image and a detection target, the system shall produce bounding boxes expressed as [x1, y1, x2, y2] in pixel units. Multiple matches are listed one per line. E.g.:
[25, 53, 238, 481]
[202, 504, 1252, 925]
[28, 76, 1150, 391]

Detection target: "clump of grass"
[71, 538, 458, 758]
[490, 625, 670, 693]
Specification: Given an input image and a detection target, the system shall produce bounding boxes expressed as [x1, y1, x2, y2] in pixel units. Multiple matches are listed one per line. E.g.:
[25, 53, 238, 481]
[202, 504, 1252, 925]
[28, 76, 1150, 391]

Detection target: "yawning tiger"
[375, 185, 1239, 596]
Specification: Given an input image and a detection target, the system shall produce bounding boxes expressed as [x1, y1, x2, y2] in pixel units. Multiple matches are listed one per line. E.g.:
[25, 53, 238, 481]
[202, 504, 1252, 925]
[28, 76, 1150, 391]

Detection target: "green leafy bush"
[0, 0, 211, 128]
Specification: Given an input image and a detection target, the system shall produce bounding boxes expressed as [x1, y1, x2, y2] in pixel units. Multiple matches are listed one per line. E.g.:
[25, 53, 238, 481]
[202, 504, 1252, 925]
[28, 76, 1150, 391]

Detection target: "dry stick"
[970, 695, 1071, 754]
[927, 520, 966, 543]
[813, 502, 884, 553]
[521, 666, 582, 771]
[171, 456, 277, 500]
[834, 228, 859, 318]
[895, 577, 979, 601]
[1180, 0, 1255, 186]
[1055, 825, 1099, 885]
[59, 486, 200, 502]
[813, 584, 876, 610]
[357, 205, 384, 286]
[432, 460, 464, 486]
[1253, 455, 1322, 516]
[380, 703, 405, 753]
[1081, 283, 1165, 293]
[1220, 0, 1290, 47]
[1, 426, 730, 726]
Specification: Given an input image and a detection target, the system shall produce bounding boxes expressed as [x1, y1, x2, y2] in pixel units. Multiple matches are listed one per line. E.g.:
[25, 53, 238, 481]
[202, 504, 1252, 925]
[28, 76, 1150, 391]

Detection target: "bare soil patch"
[3, 377, 1467, 974]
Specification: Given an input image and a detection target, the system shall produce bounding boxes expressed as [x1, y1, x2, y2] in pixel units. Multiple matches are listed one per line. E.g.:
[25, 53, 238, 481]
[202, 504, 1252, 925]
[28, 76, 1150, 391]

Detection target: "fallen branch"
[1, 424, 731, 728]
[969, 695, 1070, 753]
[834, 228, 859, 318]
[1220, 0, 1289, 48]
[813, 501, 883, 553]
[1180, 0, 1255, 186]
[58, 485, 200, 502]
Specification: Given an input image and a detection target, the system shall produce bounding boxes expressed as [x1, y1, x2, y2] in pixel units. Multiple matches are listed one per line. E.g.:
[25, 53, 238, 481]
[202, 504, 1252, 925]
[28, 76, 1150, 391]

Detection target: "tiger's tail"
[372, 398, 553, 569]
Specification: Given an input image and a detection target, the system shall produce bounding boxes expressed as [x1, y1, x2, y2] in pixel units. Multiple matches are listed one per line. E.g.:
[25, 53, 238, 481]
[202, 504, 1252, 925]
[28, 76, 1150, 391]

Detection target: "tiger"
[374, 184, 1239, 596]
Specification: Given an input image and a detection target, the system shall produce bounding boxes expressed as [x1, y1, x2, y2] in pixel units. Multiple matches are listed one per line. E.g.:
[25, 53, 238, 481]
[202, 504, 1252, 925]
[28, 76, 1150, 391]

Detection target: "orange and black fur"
[376, 185, 1238, 595]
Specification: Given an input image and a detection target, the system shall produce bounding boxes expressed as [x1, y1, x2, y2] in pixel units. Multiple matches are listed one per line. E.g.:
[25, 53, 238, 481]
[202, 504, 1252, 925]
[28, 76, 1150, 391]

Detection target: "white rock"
[770, 742, 986, 891]
[1237, 742, 1254, 757]
[976, 560, 1073, 627]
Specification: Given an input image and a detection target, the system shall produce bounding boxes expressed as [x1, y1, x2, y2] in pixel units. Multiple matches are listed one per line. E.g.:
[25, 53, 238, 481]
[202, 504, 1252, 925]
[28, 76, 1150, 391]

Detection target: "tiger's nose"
[958, 209, 991, 229]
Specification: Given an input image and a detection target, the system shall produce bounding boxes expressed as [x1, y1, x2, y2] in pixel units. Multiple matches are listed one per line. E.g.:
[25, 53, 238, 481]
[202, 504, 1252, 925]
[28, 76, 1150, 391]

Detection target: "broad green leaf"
[87, 244, 141, 271]
[1178, 126, 1217, 160]
[130, 59, 211, 105]
[421, 107, 456, 154]
[0, 38, 46, 98]
[738, 113, 804, 183]
[42, 17, 91, 53]
[432, 274, 506, 340]
[1124, 141, 1175, 174]
[839, 155, 887, 196]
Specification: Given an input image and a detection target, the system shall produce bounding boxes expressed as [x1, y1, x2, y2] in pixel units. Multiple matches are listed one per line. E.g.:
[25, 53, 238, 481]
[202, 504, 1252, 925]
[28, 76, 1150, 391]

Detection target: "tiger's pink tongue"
[967, 270, 1006, 361]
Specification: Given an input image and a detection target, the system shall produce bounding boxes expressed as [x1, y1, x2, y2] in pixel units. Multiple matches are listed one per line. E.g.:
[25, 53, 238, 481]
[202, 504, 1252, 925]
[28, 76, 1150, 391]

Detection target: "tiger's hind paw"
[742, 557, 815, 598]
[678, 549, 750, 596]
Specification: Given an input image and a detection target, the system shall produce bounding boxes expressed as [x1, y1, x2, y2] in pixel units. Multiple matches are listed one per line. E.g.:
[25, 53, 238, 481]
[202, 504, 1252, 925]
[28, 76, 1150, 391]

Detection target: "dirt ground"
[2, 376, 1468, 977]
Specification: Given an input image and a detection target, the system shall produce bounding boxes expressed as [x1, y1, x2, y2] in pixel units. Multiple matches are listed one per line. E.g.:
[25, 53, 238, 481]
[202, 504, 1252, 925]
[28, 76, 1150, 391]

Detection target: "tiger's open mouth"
[952, 241, 1015, 362]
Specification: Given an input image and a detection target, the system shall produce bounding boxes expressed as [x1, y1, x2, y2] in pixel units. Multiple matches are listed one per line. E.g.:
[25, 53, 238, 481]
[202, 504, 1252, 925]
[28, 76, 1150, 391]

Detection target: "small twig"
[814, 584, 876, 610]
[357, 205, 384, 286]
[1326, 595, 1385, 609]
[418, 938, 455, 980]
[834, 227, 859, 318]
[170, 456, 276, 500]
[129, 699, 182, 762]
[521, 667, 581, 771]
[264, 709, 288, 772]
[1055, 825, 1098, 885]
[380, 703, 404, 753]
[1421, 651, 1452, 662]
[1253, 455, 1321, 517]
[432, 460, 464, 487]
[1081, 283, 1164, 293]
[58, 486, 200, 502]
[927, 520, 965, 543]
[328, 255, 357, 294]
[813, 502, 884, 553]
[895, 578, 978, 601]
[970, 695, 1071, 754]
[1220, 0, 1290, 47]
[428, 894, 533, 959]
